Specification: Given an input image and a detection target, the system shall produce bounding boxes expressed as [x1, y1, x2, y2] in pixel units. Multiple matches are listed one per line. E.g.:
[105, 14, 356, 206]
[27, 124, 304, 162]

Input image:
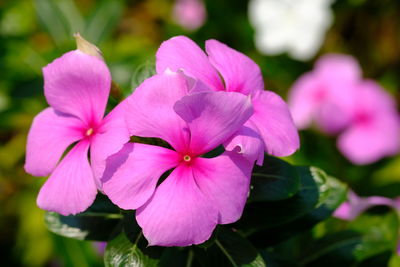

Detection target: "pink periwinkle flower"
[156, 36, 299, 164]
[24, 51, 129, 216]
[289, 54, 400, 164]
[173, 0, 206, 31]
[102, 71, 254, 246]
[334, 191, 400, 255]
[334, 190, 398, 221]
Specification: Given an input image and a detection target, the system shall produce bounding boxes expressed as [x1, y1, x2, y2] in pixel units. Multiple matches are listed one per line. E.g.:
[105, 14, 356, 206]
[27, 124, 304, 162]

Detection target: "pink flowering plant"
[28, 35, 400, 266]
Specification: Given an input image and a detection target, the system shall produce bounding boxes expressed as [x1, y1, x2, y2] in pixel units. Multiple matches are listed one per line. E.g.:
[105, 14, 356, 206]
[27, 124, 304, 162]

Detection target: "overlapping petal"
[90, 101, 130, 189]
[174, 91, 253, 154]
[250, 90, 300, 156]
[36, 141, 97, 216]
[43, 50, 111, 124]
[125, 72, 191, 152]
[205, 39, 264, 95]
[224, 121, 265, 165]
[193, 151, 253, 224]
[136, 164, 218, 246]
[25, 108, 85, 177]
[156, 36, 224, 91]
[102, 143, 180, 210]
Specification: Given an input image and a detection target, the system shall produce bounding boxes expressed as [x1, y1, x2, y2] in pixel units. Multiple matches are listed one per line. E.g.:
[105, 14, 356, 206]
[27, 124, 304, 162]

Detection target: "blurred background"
[0, 0, 399, 266]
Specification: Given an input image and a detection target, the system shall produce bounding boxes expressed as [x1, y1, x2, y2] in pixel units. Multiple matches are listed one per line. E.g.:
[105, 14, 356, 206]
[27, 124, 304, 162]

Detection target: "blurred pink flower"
[156, 36, 299, 164]
[334, 191, 400, 255]
[173, 0, 206, 31]
[102, 72, 254, 246]
[289, 54, 400, 164]
[25, 51, 129, 216]
[334, 191, 397, 221]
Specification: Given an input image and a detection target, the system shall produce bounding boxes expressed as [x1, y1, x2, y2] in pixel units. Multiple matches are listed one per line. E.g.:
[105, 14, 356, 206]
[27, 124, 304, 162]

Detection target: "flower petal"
[205, 39, 264, 95]
[224, 121, 265, 165]
[25, 108, 84, 177]
[156, 36, 224, 91]
[125, 72, 190, 152]
[90, 100, 130, 189]
[193, 151, 253, 224]
[37, 140, 97, 216]
[337, 114, 400, 165]
[251, 90, 299, 156]
[136, 164, 218, 246]
[102, 143, 180, 210]
[174, 91, 253, 154]
[43, 50, 111, 124]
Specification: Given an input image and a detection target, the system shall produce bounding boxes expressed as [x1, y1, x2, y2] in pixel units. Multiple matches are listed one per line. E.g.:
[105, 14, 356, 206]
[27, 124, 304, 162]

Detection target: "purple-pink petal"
[173, 91, 253, 155]
[156, 36, 224, 91]
[25, 107, 85, 177]
[90, 101, 130, 189]
[102, 143, 180, 210]
[136, 164, 218, 247]
[192, 151, 253, 224]
[125, 72, 190, 152]
[224, 121, 265, 165]
[205, 39, 264, 95]
[250, 90, 300, 157]
[43, 50, 111, 125]
[37, 140, 97, 216]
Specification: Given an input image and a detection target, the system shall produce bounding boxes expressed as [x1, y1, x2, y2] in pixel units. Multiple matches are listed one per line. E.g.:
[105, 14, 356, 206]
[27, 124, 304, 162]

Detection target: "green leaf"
[104, 232, 160, 267]
[297, 211, 399, 266]
[194, 228, 266, 267]
[249, 156, 300, 202]
[238, 166, 347, 246]
[44, 193, 122, 241]
[84, 0, 123, 44]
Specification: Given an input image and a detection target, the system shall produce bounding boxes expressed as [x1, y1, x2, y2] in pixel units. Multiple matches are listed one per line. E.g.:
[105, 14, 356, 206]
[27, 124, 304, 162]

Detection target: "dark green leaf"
[104, 232, 160, 267]
[44, 193, 122, 241]
[238, 166, 347, 246]
[194, 227, 266, 267]
[249, 156, 300, 202]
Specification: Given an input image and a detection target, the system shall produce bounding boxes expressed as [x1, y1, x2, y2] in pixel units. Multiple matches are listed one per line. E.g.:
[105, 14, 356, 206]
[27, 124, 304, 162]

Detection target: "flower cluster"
[25, 35, 299, 246]
[288, 54, 400, 164]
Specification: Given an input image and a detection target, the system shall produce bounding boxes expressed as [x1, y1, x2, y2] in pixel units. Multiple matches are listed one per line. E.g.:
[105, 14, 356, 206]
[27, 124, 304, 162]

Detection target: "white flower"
[248, 0, 335, 61]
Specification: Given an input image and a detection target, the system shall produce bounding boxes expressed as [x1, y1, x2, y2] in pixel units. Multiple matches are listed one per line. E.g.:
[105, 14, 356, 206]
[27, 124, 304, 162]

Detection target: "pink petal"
[90, 101, 130, 189]
[156, 36, 224, 91]
[174, 91, 253, 155]
[224, 121, 265, 165]
[192, 151, 253, 224]
[43, 50, 111, 124]
[125, 72, 190, 152]
[288, 73, 321, 129]
[205, 39, 264, 95]
[136, 164, 218, 246]
[250, 90, 300, 157]
[338, 111, 400, 165]
[25, 108, 85, 177]
[102, 143, 180, 210]
[333, 202, 353, 220]
[315, 54, 362, 84]
[37, 140, 97, 216]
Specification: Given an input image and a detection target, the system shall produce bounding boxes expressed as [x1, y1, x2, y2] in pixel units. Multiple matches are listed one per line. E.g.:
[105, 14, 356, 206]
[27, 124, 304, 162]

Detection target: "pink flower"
[334, 191, 397, 221]
[173, 0, 206, 31]
[25, 51, 129, 216]
[102, 72, 254, 246]
[155, 36, 299, 164]
[337, 81, 400, 165]
[289, 54, 361, 134]
[289, 54, 400, 164]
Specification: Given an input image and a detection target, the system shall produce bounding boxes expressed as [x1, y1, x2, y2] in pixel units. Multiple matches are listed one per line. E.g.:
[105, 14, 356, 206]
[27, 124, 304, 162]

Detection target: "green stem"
[215, 240, 238, 267]
[186, 249, 194, 267]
